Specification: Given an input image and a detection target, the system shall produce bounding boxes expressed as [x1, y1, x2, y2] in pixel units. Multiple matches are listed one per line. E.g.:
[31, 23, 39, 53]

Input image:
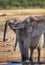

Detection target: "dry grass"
[0, 9, 45, 25]
[0, 9, 45, 62]
[0, 9, 45, 15]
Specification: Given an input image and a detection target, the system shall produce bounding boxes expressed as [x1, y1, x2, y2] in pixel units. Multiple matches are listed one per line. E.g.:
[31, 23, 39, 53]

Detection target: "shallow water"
[0, 62, 45, 65]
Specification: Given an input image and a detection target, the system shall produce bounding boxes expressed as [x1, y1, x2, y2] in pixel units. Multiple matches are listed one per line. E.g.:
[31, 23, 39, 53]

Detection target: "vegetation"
[0, 0, 45, 9]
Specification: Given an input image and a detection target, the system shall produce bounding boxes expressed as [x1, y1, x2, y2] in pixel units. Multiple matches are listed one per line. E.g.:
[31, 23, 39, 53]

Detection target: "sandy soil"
[0, 9, 45, 62]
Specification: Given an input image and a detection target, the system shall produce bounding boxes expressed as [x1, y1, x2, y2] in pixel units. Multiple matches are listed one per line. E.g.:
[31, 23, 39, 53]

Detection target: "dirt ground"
[0, 9, 45, 62]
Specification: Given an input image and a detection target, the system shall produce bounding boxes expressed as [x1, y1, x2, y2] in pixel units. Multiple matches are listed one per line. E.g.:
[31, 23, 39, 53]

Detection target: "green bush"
[0, 0, 45, 8]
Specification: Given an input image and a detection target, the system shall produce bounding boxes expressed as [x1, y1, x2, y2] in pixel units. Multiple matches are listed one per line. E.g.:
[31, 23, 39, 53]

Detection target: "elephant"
[3, 17, 30, 61]
[14, 16, 45, 61]
[3, 16, 45, 62]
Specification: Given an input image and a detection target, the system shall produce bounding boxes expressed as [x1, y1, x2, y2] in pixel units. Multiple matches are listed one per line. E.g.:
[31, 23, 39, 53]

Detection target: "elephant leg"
[29, 48, 34, 61]
[19, 40, 28, 61]
[22, 47, 29, 61]
[21, 47, 29, 61]
[37, 47, 40, 61]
